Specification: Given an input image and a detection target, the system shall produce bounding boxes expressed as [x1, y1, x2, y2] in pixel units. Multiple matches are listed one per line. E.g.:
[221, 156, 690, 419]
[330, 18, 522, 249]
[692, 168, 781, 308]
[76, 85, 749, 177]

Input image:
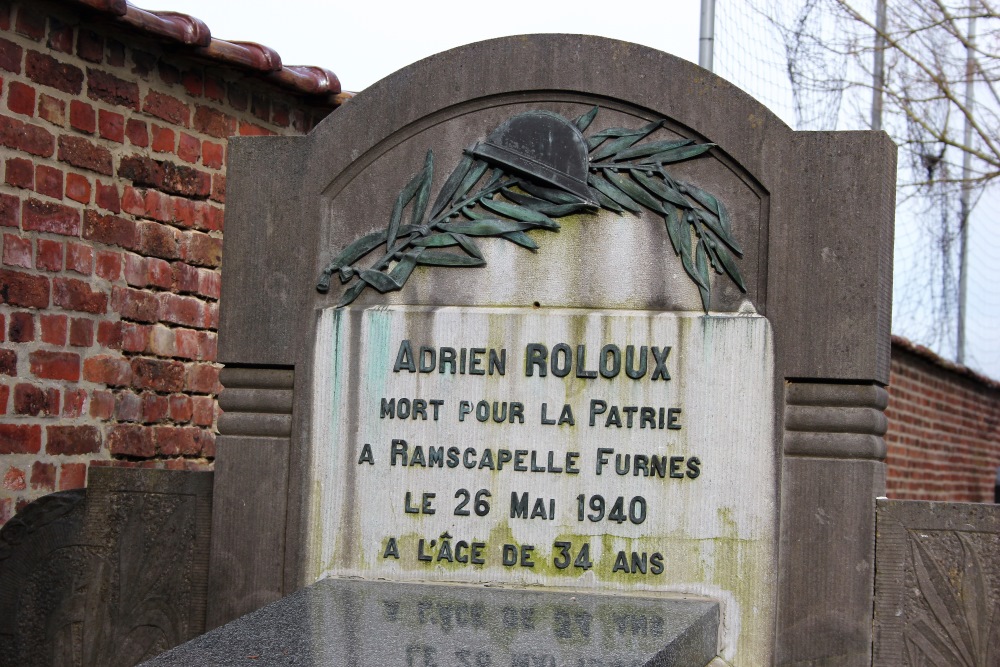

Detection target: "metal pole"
[871, 0, 887, 131]
[699, 0, 716, 71]
[957, 3, 976, 364]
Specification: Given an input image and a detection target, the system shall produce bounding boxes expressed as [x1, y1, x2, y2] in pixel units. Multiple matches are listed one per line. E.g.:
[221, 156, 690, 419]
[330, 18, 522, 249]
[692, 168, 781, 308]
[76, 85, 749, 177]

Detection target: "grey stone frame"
[210, 35, 895, 666]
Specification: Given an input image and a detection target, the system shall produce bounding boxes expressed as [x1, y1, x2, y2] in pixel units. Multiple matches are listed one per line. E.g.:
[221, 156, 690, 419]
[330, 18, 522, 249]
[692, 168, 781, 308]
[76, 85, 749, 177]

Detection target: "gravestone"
[211, 35, 895, 666]
[0, 468, 213, 666]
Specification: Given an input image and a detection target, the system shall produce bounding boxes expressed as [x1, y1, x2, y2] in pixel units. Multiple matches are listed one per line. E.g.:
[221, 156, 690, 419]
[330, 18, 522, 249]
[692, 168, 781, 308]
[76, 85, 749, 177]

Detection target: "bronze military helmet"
[472, 111, 597, 206]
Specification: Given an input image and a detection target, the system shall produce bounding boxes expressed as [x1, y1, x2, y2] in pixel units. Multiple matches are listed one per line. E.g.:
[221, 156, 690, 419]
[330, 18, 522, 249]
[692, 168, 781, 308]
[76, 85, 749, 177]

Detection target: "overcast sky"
[132, 0, 703, 92]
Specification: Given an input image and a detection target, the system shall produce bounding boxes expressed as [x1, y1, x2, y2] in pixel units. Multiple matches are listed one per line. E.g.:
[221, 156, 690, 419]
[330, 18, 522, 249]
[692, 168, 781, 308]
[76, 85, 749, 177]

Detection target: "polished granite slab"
[144, 578, 719, 666]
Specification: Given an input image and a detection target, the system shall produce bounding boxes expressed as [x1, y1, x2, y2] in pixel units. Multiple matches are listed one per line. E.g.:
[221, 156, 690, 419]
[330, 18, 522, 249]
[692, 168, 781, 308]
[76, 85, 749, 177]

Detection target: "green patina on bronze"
[317, 108, 746, 312]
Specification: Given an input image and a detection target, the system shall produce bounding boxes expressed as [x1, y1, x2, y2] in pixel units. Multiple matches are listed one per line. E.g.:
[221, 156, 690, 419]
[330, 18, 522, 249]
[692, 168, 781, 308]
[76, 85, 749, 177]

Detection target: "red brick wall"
[885, 344, 1000, 502]
[0, 0, 332, 522]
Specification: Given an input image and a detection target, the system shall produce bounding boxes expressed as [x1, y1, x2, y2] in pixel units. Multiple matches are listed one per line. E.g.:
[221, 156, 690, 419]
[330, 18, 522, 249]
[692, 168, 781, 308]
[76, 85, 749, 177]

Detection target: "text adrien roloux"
[393, 340, 673, 380]
[389, 339, 681, 429]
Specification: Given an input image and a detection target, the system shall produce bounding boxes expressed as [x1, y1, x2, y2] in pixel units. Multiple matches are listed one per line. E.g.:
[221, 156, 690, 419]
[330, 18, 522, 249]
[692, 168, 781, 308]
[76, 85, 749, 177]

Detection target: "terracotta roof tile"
[65, 0, 349, 105]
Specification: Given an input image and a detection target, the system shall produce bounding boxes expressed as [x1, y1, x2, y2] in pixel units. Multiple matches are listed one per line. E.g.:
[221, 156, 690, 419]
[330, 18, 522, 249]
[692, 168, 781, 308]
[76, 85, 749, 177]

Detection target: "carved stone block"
[0, 468, 212, 667]
[874, 499, 1000, 666]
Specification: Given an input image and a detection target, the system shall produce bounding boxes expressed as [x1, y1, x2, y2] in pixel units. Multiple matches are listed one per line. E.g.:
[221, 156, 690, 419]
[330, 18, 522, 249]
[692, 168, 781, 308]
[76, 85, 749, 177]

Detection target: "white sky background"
[132, 0, 703, 92]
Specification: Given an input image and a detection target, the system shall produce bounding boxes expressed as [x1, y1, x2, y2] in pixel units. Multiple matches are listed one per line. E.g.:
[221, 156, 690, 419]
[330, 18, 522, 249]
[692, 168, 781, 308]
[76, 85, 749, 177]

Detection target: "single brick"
[76, 30, 104, 63]
[143, 189, 171, 222]
[47, 18, 74, 54]
[5, 156, 34, 188]
[181, 231, 222, 268]
[200, 430, 216, 457]
[174, 327, 199, 359]
[90, 389, 114, 419]
[186, 363, 220, 394]
[65, 172, 91, 203]
[120, 321, 149, 352]
[200, 331, 218, 360]
[82, 353, 132, 386]
[69, 100, 96, 133]
[114, 390, 139, 421]
[23, 198, 79, 236]
[131, 357, 185, 392]
[94, 181, 120, 212]
[0, 348, 14, 377]
[121, 186, 144, 216]
[62, 388, 86, 417]
[172, 198, 195, 227]
[138, 220, 180, 259]
[155, 425, 203, 456]
[0, 192, 20, 228]
[36, 238, 63, 271]
[147, 257, 172, 289]
[142, 392, 169, 423]
[227, 84, 247, 111]
[53, 277, 108, 313]
[46, 425, 101, 454]
[2, 233, 32, 268]
[160, 162, 211, 197]
[83, 210, 139, 250]
[95, 249, 121, 280]
[202, 141, 223, 169]
[0, 268, 50, 308]
[204, 75, 224, 102]
[30, 462, 55, 491]
[98, 109, 123, 142]
[0, 114, 55, 156]
[173, 261, 199, 293]
[250, 93, 269, 121]
[211, 173, 225, 203]
[59, 462, 87, 490]
[178, 133, 200, 163]
[193, 104, 235, 138]
[6, 80, 35, 115]
[158, 61, 180, 86]
[58, 135, 113, 175]
[107, 39, 125, 66]
[66, 242, 93, 274]
[124, 117, 147, 147]
[147, 324, 175, 357]
[159, 293, 204, 329]
[118, 154, 163, 188]
[110, 285, 159, 322]
[29, 349, 80, 380]
[95, 320, 121, 349]
[15, 8, 46, 41]
[40, 313, 67, 344]
[151, 125, 174, 153]
[181, 70, 202, 97]
[169, 394, 193, 422]
[0, 424, 40, 453]
[37, 94, 64, 126]
[87, 68, 139, 109]
[25, 51, 84, 94]
[198, 269, 221, 300]
[69, 317, 93, 346]
[14, 383, 57, 416]
[4, 466, 26, 491]
[239, 121, 274, 137]
[142, 90, 189, 126]
[8, 311, 34, 342]
[35, 164, 63, 198]
[108, 423, 153, 457]
[0, 36, 23, 73]
[272, 103, 290, 128]
[123, 253, 147, 287]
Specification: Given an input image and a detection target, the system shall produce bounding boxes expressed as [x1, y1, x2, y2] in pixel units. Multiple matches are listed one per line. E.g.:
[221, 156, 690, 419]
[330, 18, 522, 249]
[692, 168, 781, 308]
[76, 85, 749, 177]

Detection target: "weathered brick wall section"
[885, 342, 1000, 502]
[0, 0, 333, 522]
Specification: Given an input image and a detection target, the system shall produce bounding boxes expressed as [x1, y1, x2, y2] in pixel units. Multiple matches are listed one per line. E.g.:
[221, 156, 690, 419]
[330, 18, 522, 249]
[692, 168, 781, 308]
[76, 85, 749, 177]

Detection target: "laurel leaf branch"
[319, 107, 746, 310]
